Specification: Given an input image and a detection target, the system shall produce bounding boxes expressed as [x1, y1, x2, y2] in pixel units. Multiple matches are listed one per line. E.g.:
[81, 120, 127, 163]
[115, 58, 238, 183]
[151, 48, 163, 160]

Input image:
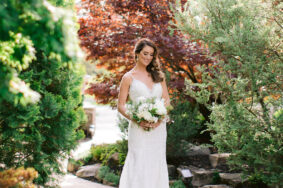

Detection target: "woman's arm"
[117, 73, 132, 121]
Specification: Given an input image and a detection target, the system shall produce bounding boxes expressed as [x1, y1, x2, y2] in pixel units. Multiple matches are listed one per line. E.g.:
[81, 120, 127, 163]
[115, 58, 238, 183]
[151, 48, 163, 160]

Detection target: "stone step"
[177, 165, 216, 187]
[176, 165, 249, 188]
[219, 173, 248, 187]
[200, 185, 232, 188]
[209, 153, 231, 170]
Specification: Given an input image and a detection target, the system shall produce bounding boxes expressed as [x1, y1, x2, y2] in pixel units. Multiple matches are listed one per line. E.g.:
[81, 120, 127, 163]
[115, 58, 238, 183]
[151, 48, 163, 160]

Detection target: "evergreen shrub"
[167, 99, 205, 156]
[0, 0, 86, 185]
[170, 179, 186, 188]
[171, 0, 283, 186]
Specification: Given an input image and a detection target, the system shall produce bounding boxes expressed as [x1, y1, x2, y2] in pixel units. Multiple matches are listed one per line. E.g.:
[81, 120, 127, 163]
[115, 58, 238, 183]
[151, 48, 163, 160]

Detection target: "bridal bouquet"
[126, 96, 167, 131]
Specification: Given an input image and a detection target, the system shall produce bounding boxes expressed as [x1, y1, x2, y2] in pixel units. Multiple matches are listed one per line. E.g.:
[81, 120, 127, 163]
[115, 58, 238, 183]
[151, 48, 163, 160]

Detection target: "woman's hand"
[139, 118, 163, 130]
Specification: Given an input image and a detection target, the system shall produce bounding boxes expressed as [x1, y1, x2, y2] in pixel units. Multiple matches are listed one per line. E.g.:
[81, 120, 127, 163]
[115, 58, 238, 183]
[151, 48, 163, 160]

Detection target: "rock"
[76, 163, 102, 178]
[94, 168, 102, 181]
[188, 165, 215, 187]
[219, 173, 248, 187]
[209, 153, 231, 168]
[200, 185, 232, 188]
[183, 143, 212, 168]
[167, 164, 177, 178]
[186, 144, 211, 156]
[177, 166, 193, 186]
[107, 152, 120, 169]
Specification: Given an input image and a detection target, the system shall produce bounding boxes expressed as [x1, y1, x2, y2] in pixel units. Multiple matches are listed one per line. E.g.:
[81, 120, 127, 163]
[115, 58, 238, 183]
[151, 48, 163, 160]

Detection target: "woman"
[117, 38, 171, 188]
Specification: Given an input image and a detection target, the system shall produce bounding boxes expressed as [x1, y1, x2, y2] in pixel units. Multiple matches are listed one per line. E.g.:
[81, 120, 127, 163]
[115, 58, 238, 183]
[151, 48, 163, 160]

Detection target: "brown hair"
[134, 38, 164, 83]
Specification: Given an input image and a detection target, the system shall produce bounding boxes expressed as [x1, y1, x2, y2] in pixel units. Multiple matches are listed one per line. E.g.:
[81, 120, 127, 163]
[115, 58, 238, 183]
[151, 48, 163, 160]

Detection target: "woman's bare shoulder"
[121, 71, 133, 83]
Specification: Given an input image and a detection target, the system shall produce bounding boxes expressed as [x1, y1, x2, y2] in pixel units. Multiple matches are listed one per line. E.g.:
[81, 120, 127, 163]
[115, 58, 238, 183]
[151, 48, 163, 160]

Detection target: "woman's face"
[137, 45, 154, 66]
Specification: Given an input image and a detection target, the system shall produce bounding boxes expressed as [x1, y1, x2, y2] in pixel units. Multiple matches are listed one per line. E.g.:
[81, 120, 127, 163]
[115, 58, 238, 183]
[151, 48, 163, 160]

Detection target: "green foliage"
[97, 166, 111, 179]
[48, 0, 74, 8]
[116, 114, 129, 139]
[167, 99, 205, 156]
[0, 31, 40, 105]
[116, 139, 128, 166]
[104, 172, 120, 186]
[90, 139, 128, 166]
[0, 0, 86, 185]
[68, 158, 84, 167]
[91, 145, 105, 161]
[171, 0, 283, 186]
[211, 172, 221, 184]
[97, 166, 120, 186]
[170, 179, 186, 188]
[82, 153, 93, 164]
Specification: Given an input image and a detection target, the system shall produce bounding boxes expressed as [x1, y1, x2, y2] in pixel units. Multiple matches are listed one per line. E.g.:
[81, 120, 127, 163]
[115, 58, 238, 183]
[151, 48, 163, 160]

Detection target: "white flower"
[137, 96, 146, 103]
[126, 96, 167, 128]
[137, 110, 153, 122]
[154, 98, 167, 115]
[138, 103, 148, 113]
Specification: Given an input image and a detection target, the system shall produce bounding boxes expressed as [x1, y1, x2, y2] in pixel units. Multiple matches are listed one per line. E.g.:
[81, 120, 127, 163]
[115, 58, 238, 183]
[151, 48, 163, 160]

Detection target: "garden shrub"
[167, 99, 205, 156]
[104, 172, 120, 186]
[172, 0, 283, 186]
[97, 165, 120, 186]
[90, 139, 128, 166]
[116, 139, 128, 165]
[0, 0, 85, 185]
[97, 165, 111, 180]
[170, 179, 186, 188]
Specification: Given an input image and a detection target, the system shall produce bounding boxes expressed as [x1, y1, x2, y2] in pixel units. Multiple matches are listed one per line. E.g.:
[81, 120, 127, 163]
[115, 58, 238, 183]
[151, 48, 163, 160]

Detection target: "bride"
[117, 38, 171, 188]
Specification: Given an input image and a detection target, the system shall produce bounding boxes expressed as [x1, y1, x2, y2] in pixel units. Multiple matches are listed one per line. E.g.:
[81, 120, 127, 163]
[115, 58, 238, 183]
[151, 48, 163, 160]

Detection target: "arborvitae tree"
[0, 0, 86, 185]
[171, 0, 282, 186]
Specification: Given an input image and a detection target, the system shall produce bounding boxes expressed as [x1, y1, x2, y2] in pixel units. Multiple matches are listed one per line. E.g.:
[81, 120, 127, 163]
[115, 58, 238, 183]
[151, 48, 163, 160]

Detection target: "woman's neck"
[133, 62, 147, 73]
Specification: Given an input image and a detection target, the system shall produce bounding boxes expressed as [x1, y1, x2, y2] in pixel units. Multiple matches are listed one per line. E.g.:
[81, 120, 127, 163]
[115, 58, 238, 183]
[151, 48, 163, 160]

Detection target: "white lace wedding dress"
[119, 77, 169, 188]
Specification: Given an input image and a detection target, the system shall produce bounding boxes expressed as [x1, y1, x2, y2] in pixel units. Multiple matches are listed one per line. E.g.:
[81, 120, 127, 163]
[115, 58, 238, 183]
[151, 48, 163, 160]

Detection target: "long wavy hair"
[134, 38, 164, 83]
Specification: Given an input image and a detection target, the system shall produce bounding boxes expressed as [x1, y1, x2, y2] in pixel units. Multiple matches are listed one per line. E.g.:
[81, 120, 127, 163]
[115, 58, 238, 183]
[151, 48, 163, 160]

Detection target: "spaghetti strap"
[128, 71, 135, 81]
[128, 72, 134, 79]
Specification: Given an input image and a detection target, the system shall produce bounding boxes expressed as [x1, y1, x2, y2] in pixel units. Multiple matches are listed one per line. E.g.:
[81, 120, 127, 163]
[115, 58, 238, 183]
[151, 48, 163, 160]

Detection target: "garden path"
[59, 102, 122, 188]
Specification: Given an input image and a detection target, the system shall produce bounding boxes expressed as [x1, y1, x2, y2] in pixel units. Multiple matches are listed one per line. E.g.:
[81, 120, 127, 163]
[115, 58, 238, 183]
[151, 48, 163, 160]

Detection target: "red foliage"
[77, 0, 213, 105]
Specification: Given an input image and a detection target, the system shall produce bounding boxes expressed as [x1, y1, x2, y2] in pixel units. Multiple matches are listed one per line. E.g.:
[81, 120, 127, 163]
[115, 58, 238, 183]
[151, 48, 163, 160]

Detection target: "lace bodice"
[129, 78, 162, 102]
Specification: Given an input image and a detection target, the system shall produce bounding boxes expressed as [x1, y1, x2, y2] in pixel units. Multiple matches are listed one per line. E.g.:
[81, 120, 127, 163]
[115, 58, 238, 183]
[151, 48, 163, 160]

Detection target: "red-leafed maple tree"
[77, 0, 215, 123]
